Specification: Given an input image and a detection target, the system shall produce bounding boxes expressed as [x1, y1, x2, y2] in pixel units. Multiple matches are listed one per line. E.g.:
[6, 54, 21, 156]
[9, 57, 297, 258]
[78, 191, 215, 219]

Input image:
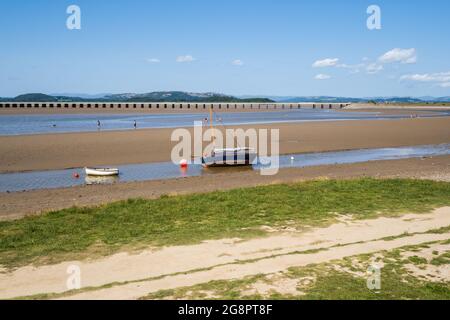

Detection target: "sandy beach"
[0, 117, 449, 173]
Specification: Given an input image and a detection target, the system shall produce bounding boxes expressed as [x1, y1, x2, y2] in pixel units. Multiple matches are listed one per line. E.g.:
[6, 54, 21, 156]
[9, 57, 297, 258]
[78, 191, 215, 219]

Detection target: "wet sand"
[0, 117, 449, 173]
[1, 155, 449, 221]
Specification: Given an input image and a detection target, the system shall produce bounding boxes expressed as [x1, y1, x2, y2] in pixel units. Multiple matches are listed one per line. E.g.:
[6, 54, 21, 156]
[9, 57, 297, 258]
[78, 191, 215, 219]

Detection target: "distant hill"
[105, 91, 254, 102]
[50, 93, 112, 99]
[277, 96, 365, 103]
[433, 96, 450, 102]
[2, 92, 450, 103]
[2, 91, 274, 103]
[13, 93, 58, 102]
[275, 96, 450, 103]
[106, 91, 274, 103]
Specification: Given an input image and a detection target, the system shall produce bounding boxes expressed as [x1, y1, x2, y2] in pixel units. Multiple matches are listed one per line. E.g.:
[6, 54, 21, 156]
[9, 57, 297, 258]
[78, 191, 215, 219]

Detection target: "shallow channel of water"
[0, 143, 448, 193]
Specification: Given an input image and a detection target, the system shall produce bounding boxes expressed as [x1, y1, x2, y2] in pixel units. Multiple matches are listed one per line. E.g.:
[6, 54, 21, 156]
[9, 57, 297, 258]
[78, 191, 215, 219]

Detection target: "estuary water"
[1, 109, 448, 136]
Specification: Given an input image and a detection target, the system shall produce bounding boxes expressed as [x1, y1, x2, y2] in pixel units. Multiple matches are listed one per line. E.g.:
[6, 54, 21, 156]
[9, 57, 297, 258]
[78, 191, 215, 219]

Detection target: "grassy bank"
[142, 240, 450, 300]
[1, 178, 449, 269]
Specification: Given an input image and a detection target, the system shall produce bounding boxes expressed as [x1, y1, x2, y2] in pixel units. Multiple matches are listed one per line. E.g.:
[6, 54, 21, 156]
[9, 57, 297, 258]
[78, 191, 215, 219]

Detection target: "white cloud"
[176, 55, 195, 63]
[310, 50, 417, 78]
[147, 58, 160, 63]
[337, 63, 364, 69]
[312, 55, 390, 76]
[379, 48, 417, 64]
[400, 72, 450, 82]
[312, 58, 339, 68]
[400, 74, 434, 82]
[232, 59, 244, 66]
[315, 74, 331, 80]
[336, 63, 365, 73]
[400, 71, 450, 89]
[314, 56, 385, 75]
[366, 63, 384, 74]
[311, 51, 421, 78]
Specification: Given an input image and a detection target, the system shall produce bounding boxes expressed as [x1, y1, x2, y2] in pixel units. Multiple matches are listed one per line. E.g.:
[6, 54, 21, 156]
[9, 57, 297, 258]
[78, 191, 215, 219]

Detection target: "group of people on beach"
[202, 117, 222, 125]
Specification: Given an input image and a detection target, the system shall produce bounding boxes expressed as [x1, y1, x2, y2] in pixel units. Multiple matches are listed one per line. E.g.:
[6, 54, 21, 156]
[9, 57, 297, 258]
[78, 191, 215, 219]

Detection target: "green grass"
[408, 256, 428, 265]
[1, 178, 449, 269]
[141, 241, 450, 300]
[431, 252, 450, 266]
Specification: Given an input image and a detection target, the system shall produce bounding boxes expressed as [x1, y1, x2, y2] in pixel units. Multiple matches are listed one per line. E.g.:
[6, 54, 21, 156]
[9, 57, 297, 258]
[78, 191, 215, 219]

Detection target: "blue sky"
[0, 0, 449, 97]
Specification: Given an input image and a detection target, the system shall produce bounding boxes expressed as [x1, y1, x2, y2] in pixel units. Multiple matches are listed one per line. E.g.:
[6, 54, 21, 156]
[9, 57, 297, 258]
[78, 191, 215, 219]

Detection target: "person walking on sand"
[97, 120, 101, 130]
[134, 120, 137, 129]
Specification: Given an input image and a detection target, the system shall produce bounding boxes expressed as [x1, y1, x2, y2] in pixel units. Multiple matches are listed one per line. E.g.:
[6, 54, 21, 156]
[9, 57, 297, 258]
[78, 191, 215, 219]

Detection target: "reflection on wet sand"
[85, 175, 120, 185]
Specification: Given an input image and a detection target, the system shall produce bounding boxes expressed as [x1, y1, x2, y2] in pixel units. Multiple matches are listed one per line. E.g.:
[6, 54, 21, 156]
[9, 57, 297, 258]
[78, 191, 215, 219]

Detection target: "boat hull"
[85, 167, 120, 176]
[201, 149, 257, 167]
